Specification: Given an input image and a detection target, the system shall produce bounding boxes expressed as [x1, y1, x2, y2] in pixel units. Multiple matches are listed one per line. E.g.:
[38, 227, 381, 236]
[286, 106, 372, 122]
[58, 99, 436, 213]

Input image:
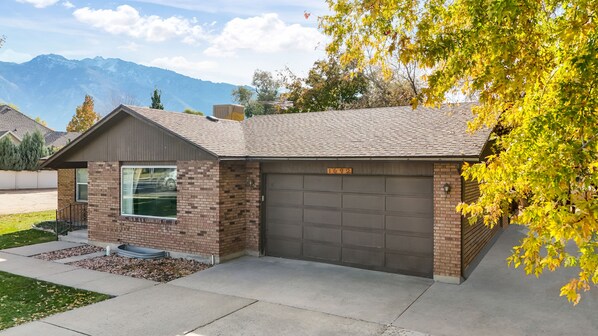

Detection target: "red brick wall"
[57, 168, 88, 221]
[86, 160, 262, 259]
[219, 161, 247, 256]
[433, 162, 462, 281]
[245, 162, 261, 253]
[57, 169, 75, 210]
[218, 161, 261, 257]
[88, 161, 220, 255]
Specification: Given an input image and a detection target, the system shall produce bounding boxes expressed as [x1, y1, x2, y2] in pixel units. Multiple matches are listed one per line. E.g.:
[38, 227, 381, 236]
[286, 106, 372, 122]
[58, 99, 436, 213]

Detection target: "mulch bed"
[69, 255, 210, 282]
[33, 245, 104, 261]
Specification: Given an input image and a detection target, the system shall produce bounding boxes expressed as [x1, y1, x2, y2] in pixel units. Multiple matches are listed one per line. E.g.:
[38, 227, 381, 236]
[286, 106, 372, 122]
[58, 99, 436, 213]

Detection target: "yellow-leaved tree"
[67, 95, 100, 132]
[321, 0, 598, 304]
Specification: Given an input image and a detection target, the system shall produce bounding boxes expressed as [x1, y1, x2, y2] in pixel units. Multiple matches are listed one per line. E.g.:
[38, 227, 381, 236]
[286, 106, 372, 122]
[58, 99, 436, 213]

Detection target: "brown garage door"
[264, 174, 433, 277]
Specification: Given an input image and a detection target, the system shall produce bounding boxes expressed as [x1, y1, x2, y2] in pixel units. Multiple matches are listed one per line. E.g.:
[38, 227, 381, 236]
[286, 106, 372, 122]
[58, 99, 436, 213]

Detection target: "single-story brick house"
[42, 103, 501, 284]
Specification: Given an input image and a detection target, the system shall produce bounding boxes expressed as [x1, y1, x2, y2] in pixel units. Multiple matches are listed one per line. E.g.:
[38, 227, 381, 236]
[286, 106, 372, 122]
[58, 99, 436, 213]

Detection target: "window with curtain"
[121, 166, 177, 219]
[76, 168, 88, 202]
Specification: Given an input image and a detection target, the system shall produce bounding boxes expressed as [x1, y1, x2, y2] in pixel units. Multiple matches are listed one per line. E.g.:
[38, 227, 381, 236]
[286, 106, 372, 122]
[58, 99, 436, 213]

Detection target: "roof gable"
[42, 106, 219, 168]
[0, 105, 53, 140]
[0, 130, 21, 144]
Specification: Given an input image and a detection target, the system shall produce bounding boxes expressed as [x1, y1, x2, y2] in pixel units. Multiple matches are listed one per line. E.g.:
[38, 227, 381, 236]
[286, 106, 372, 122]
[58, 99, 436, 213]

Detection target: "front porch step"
[59, 229, 88, 244]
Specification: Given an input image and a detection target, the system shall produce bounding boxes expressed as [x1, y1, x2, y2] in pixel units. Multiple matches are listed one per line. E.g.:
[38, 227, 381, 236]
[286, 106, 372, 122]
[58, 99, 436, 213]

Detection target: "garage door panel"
[304, 191, 342, 208]
[268, 190, 303, 206]
[342, 248, 384, 267]
[268, 174, 303, 190]
[266, 173, 433, 277]
[386, 253, 433, 275]
[386, 196, 433, 214]
[304, 242, 341, 262]
[304, 226, 341, 244]
[386, 177, 433, 196]
[343, 194, 385, 211]
[267, 238, 302, 258]
[386, 234, 433, 255]
[267, 206, 302, 223]
[343, 176, 385, 193]
[304, 175, 342, 191]
[386, 215, 433, 234]
[343, 212, 384, 229]
[267, 222, 302, 239]
[304, 209, 341, 226]
[342, 230, 384, 248]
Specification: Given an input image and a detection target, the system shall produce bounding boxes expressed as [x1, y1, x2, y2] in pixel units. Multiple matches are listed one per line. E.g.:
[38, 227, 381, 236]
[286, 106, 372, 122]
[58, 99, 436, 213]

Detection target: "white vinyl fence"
[0, 170, 57, 190]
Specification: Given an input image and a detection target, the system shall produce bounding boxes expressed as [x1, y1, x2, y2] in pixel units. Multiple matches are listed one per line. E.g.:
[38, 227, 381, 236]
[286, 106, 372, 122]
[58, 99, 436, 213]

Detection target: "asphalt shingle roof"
[125, 102, 490, 159]
[127, 106, 246, 157]
[0, 105, 80, 148]
[0, 105, 52, 140]
[44, 131, 80, 148]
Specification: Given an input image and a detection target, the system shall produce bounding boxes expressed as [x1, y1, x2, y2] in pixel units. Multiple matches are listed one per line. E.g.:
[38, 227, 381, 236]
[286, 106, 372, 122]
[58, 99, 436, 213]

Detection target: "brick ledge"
[118, 216, 178, 225]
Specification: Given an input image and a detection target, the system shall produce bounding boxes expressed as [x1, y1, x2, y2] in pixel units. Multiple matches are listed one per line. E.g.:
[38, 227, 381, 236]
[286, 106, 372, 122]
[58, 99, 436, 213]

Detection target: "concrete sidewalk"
[0, 246, 156, 296]
[2, 241, 82, 256]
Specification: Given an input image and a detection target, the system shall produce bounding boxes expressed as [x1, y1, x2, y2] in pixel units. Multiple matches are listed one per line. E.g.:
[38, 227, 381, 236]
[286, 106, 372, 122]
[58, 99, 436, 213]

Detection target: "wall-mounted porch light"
[443, 183, 451, 194]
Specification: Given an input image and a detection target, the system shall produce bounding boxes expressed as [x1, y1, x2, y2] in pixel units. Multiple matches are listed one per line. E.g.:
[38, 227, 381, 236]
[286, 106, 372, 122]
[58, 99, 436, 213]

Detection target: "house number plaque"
[326, 167, 353, 175]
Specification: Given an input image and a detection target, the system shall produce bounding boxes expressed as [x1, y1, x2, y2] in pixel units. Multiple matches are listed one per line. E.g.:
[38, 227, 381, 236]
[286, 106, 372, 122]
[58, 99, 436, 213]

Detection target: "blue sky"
[0, 0, 329, 84]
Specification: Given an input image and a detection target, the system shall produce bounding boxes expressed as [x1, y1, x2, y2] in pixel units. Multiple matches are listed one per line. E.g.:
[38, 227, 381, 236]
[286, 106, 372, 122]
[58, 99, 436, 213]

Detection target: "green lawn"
[0, 211, 57, 250]
[0, 271, 109, 330]
[0, 210, 56, 234]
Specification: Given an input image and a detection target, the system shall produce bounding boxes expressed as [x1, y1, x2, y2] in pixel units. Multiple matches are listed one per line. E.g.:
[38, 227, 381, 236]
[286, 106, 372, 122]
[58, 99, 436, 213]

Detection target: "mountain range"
[0, 54, 239, 130]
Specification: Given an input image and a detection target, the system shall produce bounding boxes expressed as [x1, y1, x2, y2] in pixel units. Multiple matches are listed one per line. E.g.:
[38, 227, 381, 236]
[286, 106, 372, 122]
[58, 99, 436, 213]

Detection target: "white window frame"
[120, 165, 177, 220]
[75, 168, 88, 203]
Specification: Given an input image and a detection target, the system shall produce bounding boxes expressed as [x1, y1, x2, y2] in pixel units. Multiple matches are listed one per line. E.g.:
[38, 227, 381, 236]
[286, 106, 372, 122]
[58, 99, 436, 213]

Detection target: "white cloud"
[62, 1, 74, 9]
[16, 0, 59, 8]
[73, 5, 208, 44]
[118, 42, 141, 51]
[0, 49, 33, 63]
[147, 56, 218, 79]
[204, 13, 324, 57]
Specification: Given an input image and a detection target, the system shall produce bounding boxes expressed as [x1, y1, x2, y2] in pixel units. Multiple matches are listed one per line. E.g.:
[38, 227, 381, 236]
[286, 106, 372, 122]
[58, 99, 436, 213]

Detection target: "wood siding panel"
[61, 114, 215, 163]
[261, 161, 434, 176]
[462, 179, 500, 272]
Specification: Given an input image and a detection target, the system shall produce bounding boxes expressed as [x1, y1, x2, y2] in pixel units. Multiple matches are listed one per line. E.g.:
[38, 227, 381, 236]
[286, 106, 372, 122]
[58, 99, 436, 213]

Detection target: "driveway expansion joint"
[40, 321, 92, 336]
[183, 299, 259, 334]
[391, 282, 434, 325]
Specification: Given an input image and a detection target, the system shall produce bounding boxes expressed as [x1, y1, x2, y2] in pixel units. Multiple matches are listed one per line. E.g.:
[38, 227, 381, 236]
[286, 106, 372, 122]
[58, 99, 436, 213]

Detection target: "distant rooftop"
[0, 104, 79, 147]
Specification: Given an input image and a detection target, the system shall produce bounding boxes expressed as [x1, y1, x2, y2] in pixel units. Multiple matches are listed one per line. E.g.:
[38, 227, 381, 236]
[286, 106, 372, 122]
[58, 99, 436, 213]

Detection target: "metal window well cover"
[116, 244, 167, 259]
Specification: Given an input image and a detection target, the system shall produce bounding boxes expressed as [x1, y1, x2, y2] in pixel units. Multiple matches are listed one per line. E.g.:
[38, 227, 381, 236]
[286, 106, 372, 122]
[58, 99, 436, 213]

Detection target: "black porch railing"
[55, 203, 88, 238]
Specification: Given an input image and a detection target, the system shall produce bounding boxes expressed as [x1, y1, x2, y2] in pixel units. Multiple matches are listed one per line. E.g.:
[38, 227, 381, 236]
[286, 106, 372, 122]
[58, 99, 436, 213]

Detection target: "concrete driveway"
[170, 256, 433, 325]
[0, 189, 57, 214]
[3, 226, 598, 336]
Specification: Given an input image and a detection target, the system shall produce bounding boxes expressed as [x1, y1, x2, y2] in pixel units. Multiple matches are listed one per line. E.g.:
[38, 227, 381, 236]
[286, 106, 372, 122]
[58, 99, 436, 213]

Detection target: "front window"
[121, 166, 177, 219]
[76, 168, 88, 202]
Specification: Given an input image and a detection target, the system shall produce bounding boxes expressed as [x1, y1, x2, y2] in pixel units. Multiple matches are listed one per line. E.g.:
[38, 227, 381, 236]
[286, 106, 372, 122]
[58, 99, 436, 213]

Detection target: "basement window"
[75, 168, 88, 202]
[121, 166, 177, 219]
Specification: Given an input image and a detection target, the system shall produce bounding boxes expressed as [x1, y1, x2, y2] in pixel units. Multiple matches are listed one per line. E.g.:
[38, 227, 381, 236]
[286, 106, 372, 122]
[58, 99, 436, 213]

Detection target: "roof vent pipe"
[206, 115, 219, 122]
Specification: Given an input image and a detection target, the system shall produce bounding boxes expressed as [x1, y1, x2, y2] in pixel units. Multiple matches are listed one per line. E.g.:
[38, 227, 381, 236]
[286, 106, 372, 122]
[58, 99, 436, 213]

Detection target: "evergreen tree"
[19, 131, 48, 170]
[0, 137, 20, 170]
[150, 88, 164, 110]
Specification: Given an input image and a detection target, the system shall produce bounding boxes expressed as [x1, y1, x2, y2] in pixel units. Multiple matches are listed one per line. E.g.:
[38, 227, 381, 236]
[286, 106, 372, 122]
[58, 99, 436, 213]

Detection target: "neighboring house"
[0, 130, 20, 144]
[0, 104, 79, 148]
[42, 102, 501, 284]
